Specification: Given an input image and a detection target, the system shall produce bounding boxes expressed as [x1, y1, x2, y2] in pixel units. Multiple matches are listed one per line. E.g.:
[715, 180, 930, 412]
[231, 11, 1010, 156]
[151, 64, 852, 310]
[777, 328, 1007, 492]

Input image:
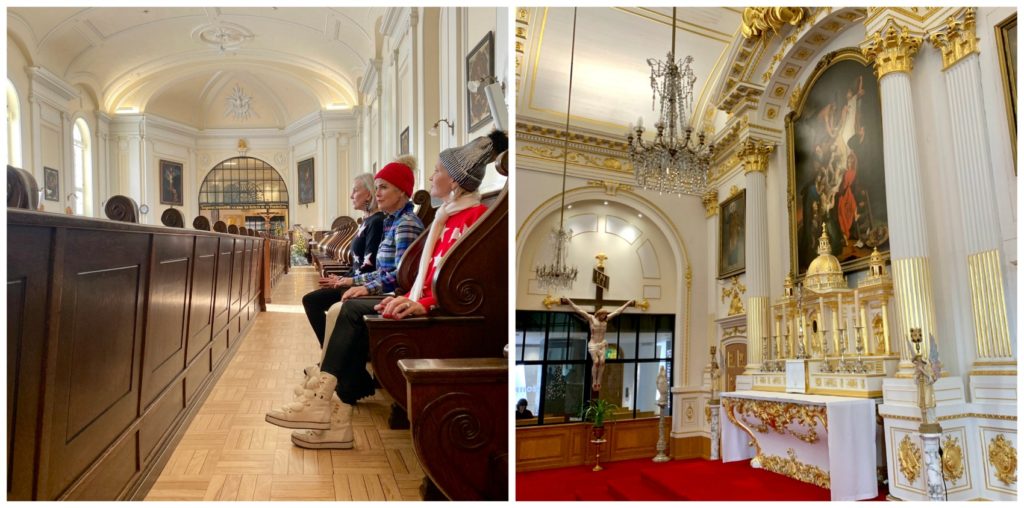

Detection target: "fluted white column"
[930, 11, 1015, 371]
[740, 140, 773, 374]
[863, 23, 935, 376]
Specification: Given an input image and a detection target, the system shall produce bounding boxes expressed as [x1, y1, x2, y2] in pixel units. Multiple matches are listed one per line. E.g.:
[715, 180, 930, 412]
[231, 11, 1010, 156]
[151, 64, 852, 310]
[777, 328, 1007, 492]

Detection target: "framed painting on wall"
[298, 157, 315, 205]
[400, 126, 410, 155]
[995, 12, 1016, 172]
[787, 48, 888, 277]
[466, 31, 494, 133]
[43, 167, 59, 201]
[159, 160, 183, 206]
[718, 189, 745, 279]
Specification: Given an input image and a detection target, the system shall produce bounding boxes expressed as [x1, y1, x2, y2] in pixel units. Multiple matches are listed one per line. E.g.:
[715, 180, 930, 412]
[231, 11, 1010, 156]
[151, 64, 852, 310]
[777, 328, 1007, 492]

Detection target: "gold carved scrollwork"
[861, 22, 923, 79]
[741, 8, 807, 40]
[898, 434, 922, 483]
[721, 276, 747, 316]
[702, 189, 719, 217]
[759, 448, 831, 489]
[941, 435, 964, 482]
[728, 398, 827, 444]
[520, 145, 630, 173]
[988, 434, 1017, 485]
[927, 8, 979, 70]
[738, 139, 775, 174]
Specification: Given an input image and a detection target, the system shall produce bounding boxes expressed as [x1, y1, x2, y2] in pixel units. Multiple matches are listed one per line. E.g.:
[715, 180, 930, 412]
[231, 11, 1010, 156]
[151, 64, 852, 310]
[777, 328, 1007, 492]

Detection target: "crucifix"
[560, 254, 634, 396]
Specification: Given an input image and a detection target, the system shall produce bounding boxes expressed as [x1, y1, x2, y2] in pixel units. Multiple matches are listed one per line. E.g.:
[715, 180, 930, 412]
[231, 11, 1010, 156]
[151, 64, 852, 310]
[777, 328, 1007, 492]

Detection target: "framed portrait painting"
[466, 31, 494, 133]
[787, 49, 888, 277]
[718, 190, 745, 279]
[43, 167, 59, 201]
[159, 160, 184, 206]
[298, 157, 315, 205]
[995, 13, 1016, 172]
[400, 126, 410, 155]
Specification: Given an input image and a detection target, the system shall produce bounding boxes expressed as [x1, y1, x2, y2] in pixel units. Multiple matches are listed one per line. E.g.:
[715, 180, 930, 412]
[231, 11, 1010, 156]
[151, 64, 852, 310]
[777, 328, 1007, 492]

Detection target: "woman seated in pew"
[301, 172, 386, 346]
[265, 130, 507, 450]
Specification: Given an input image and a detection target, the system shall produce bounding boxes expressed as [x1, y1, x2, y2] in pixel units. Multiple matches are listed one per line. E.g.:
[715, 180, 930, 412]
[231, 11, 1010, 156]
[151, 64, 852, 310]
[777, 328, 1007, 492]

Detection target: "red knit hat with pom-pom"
[374, 161, 414, 197]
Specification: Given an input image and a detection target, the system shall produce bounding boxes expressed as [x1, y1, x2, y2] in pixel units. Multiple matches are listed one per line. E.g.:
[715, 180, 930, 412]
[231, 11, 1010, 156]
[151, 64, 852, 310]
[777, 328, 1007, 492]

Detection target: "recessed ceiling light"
[638, 213, 643, 218]
[566, 204, 572, 209]
[603, 201, 608, 205]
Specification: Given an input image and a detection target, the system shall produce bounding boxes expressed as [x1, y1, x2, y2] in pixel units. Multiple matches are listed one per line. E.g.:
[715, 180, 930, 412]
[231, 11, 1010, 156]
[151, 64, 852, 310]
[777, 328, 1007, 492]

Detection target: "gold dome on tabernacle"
[804, 223, 847, 291]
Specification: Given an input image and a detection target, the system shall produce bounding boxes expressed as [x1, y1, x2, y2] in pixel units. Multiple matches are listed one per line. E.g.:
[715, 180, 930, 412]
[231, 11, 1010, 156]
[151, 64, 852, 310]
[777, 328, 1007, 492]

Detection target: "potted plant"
[582, 398, 617, 441]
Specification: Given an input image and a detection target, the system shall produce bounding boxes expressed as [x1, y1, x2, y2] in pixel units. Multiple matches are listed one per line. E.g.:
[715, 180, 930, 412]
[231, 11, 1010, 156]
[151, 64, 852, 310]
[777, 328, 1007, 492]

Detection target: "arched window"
[7, 79, 22, 167]
[72, 118, 92, 216]
[199, 157, 290, 233]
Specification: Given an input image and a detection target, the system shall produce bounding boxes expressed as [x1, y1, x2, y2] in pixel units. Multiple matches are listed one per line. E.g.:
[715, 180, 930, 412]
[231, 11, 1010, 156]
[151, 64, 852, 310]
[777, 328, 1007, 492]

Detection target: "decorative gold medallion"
[941, 435, 964, 482]
[898, 434, 922, 483]
[988, 434, 1017, 485]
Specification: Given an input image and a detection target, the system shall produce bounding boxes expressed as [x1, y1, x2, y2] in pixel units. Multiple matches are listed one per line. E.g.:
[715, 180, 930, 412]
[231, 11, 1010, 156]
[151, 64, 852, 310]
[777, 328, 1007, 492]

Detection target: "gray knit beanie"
[439, 130, 508, 192]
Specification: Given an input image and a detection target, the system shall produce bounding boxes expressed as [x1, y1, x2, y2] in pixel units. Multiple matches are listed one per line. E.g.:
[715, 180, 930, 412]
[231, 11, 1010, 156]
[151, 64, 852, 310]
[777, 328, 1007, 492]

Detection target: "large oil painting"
[159, 160, 183, 206]
[788, 49, 888, 276]
[298, 157, 314, 205]
[718, 190, 745, 279]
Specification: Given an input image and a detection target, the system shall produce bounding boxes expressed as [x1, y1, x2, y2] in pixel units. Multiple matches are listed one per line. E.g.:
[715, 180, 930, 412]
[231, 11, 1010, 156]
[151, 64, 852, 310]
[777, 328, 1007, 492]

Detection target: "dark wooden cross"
[572, 254, 631, 312]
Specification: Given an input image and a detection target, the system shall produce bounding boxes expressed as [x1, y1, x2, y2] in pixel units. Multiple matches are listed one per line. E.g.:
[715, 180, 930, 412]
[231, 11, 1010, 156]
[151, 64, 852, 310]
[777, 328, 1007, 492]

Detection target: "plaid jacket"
[352, 201, 423, 295]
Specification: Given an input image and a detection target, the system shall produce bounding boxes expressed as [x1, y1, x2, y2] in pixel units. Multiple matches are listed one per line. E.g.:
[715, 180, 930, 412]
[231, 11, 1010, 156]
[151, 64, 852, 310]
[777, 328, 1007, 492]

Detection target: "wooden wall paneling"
[211, 238, 233, 336]
[230, 238, 244, 335]
[40, 229, 150, 499]
[236, 239, 249, 331]
[6, 225, 54, 500]
[515, 419, 666, 472]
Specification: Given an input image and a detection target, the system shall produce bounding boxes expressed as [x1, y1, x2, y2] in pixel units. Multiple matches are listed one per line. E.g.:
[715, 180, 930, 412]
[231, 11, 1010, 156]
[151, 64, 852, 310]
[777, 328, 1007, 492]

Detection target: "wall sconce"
[429, 119, 455, 137]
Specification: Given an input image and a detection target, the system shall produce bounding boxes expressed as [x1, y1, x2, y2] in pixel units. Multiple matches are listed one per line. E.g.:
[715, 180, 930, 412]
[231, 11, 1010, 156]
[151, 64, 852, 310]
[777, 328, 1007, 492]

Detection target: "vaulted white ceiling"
[8, 7, 386, 129]
[518, 7, 743, 137]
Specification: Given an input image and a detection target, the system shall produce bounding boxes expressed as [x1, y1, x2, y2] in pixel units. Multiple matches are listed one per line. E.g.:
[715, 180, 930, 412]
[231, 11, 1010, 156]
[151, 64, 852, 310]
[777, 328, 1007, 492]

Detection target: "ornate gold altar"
[757, 228, 899, 397]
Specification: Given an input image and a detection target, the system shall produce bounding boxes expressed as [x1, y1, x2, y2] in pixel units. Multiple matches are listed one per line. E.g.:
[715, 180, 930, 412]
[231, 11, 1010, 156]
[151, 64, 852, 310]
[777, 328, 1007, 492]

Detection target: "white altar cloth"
[719, 390, 878, 501]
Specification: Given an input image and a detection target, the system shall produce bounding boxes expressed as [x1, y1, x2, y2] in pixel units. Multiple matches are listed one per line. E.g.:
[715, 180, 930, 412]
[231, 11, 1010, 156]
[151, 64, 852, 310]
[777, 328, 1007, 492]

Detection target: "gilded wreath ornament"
[988, 434, 1017, 485]
[941, 435, 964, 482]
[898, 434, 922, 484]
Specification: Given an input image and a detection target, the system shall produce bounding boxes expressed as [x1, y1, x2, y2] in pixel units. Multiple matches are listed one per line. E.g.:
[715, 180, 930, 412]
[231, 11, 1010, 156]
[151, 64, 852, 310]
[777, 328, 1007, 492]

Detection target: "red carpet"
[517, 457, 888, 501]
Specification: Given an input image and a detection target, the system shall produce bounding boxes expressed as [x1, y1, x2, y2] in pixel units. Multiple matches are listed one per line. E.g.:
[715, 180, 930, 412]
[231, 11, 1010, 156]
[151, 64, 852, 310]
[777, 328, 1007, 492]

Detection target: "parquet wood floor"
[146, 267, 425, 501]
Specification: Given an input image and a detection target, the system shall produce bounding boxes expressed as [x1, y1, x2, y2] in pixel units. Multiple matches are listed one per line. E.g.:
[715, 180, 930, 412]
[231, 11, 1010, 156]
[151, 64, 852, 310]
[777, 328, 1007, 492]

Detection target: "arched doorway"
[199, 156, 289, 234]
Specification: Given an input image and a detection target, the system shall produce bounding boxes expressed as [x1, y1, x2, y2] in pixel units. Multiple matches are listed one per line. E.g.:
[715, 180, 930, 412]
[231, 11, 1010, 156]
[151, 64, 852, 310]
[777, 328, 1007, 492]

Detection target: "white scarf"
[408, 191, 481, 302]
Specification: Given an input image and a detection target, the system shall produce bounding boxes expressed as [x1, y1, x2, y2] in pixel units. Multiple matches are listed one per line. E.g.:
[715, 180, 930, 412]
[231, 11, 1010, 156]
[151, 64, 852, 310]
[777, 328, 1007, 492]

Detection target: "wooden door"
[724, 342, 746, 392]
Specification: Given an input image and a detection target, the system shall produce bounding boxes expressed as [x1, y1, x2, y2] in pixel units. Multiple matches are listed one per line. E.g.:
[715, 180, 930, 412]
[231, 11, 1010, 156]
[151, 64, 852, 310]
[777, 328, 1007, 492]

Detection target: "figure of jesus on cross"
[559, 254, 634, 394]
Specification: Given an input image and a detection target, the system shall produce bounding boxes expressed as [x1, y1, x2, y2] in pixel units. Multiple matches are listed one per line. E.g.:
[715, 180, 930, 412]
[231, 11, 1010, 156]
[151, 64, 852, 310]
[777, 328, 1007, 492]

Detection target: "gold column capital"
[702, 189, 719, 217]
[739, 138, 775, 175]
[928, 9, 979, 71]
[862, 22, 923, 79]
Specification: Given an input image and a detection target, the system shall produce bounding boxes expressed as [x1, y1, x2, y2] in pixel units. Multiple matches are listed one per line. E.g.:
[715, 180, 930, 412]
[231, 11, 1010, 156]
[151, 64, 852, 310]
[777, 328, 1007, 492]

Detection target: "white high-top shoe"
[266, 372, 337, 429]
[291, 400, 355, 449]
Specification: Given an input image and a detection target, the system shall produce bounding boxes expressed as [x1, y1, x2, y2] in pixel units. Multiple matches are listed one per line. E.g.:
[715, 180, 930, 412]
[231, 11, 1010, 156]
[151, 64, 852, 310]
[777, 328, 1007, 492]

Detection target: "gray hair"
[353, 173, 378, 212]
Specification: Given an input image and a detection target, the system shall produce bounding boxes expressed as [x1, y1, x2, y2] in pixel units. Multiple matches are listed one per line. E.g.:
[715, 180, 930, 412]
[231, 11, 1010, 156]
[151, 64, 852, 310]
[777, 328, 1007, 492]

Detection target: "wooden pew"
[364, 153, 508, 423]
[7, 208, 267, 500]
[399, 358, 508, 501]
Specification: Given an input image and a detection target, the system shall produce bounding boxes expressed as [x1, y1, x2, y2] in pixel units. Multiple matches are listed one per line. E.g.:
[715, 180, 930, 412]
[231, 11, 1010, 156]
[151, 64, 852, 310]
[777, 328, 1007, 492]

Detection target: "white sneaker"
[291, 400, 354, 449]
[266, 372, 337, 430]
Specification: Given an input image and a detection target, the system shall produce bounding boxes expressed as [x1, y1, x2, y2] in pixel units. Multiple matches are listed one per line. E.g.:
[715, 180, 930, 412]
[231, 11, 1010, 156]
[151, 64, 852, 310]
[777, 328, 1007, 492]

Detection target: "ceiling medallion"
[225, 85, 259, 121]
[192, 22, 254, 54]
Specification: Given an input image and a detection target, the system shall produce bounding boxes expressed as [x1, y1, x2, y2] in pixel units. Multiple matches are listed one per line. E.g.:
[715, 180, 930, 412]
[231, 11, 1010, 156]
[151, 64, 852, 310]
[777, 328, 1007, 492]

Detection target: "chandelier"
[626, 7, 714, 196]
[534, 8, 580, 292]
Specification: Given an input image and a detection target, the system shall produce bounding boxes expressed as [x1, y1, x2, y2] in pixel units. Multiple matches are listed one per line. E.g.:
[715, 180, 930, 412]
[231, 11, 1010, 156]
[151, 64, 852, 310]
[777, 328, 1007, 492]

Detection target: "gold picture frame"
[786, 48, 889, 278]
[995, 12, 1016, 173]
[718, 189, 745, 279]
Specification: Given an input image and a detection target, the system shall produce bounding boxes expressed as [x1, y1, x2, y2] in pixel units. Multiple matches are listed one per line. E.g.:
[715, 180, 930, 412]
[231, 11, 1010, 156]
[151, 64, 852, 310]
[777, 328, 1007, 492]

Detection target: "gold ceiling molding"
[741, 7, 808, 40]
[988, 434, 1017, 486]
[866, 7, 943, 27]
[517, 122, 629, 150]
[519, 144, 631, 174]
[719, 80, 765, 115]
[515, 9, 531, 90]
[928, 8, 979, 71]
[941, 435, 965, 482]
[702, 189, 719, 217]
[861, 21, 923, 79]
[898, 434, 923, 484]
[788, 82, 803, 111]
[586, 180, 633, 196]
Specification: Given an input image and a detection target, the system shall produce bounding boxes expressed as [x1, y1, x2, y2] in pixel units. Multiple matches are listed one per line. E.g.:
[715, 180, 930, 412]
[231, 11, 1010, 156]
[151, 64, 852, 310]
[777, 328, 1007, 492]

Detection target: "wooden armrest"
[398, 357, 507, 501]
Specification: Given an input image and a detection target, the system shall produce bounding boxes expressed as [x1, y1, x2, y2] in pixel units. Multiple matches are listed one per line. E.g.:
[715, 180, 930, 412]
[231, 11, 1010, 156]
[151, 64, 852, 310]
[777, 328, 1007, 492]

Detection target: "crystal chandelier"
[534, 8, 580, 292]
[626, 7, 714, 196]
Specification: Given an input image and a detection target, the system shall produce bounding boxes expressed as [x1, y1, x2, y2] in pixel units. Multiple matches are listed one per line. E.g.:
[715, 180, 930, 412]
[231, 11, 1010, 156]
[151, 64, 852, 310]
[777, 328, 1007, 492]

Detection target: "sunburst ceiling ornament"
[225, 84, 259, 121]
[192, 22, 254, 54]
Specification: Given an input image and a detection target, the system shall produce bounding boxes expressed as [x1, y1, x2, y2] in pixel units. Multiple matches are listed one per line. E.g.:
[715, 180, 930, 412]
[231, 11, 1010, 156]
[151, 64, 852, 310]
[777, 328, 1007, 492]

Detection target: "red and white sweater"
[405, 204, 488, 310]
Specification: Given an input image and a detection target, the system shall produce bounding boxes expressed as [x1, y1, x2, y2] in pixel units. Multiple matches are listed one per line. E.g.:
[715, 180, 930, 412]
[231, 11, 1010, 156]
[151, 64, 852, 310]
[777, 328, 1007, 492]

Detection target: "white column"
[740, 139, 773, 374]
[929, 11, 1015, 372]
[862, 22, 934, 376]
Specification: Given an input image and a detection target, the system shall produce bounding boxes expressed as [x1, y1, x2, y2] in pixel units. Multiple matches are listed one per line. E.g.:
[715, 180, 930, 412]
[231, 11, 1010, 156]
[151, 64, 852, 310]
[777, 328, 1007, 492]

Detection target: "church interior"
[515, 6, 1017, 502]
[7, 6, 509, 501]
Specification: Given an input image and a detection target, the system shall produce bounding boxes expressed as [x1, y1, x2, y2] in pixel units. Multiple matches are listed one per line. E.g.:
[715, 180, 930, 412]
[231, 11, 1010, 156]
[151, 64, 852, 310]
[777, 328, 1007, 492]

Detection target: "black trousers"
[301, 287, 343, 346]
[320, 297, 383, 404]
